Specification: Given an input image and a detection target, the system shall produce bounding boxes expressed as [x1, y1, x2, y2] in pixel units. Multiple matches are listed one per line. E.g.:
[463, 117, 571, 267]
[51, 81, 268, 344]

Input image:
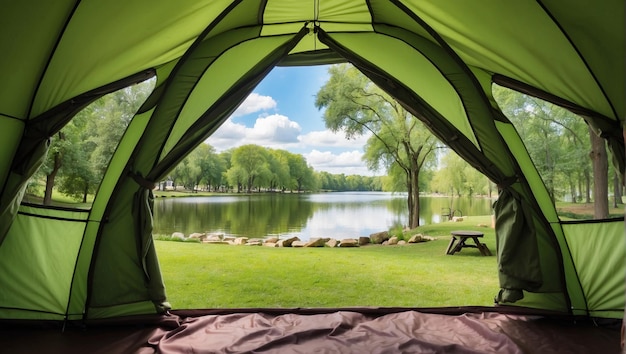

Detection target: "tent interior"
[0, 1, 623, 352]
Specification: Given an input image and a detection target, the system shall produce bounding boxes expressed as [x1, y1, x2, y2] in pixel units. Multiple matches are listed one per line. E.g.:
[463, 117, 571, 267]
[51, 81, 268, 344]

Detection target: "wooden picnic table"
[445, 230, 492, 256]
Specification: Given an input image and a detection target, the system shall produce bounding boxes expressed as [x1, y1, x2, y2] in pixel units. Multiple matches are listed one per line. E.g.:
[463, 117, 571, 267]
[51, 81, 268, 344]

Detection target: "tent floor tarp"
[0, 309, 620, 353]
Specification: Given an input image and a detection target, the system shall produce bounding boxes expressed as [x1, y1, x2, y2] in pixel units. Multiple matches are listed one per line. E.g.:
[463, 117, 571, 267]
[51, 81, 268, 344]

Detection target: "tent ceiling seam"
[0, 112, 25, 122]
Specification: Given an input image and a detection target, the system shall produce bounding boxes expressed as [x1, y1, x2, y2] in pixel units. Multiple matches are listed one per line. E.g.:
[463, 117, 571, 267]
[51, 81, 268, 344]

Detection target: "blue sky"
[206, 65, 376, 176]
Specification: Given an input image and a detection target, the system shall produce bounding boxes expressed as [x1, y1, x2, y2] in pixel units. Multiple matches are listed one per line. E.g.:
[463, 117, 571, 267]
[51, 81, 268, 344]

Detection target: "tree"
[56, 116, 97, 203]
[35, 79, 155, 204]
[316, 64, 439, 228]
[433, 151, 466, 197]
[287, 153, 315, 192]
[589, 126, 609, 218]
[492, 85, 601, 207]
[229, 145, 270, 193]
[41, 132, 66, 205]
[184, 143, 219, 191]
[267, 149, 291, 192]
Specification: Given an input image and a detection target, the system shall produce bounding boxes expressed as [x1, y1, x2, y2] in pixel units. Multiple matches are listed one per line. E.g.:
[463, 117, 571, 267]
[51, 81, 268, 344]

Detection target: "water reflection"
[153, 192, 494, 240]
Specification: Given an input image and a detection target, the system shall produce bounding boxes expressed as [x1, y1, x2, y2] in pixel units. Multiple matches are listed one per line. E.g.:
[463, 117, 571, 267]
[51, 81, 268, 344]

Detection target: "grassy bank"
[157, 216, 499, 309]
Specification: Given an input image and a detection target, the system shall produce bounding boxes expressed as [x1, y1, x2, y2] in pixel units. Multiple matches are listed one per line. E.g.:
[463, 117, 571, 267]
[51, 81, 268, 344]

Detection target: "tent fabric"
[0, 309, 621, 354]
[0, 0, 623, 327]
[493, 189, 542, 304]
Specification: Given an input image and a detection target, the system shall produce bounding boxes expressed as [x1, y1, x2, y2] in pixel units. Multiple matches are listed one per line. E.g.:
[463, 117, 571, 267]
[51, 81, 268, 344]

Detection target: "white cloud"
[298, 130, 370, 148]
[231, 93, 276, 117]
[207, 114, 301, 149]
[249, 114, 301, 143]
[304, 149, 378, 176]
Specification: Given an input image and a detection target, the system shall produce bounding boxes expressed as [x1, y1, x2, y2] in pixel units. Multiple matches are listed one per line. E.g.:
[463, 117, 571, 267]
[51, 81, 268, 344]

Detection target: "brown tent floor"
[0, 309, 621, 353]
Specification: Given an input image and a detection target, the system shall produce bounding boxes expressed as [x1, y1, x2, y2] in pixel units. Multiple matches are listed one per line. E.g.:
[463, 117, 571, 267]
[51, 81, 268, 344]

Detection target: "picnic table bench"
[445, 230, 492, 256]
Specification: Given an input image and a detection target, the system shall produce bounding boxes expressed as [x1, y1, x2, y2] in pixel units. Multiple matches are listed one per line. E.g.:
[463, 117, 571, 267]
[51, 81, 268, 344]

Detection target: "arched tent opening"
[0, 1, 622, 352]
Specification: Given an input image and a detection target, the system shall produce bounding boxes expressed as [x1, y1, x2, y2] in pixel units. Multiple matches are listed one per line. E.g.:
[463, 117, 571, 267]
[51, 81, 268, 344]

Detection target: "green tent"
[0, 1, 623, 351]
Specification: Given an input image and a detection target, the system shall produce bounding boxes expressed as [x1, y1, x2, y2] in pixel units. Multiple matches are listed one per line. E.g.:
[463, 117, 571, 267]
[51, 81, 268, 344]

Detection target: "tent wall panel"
[563, 220, 625, 318]
[0, 2, 75, 119]
[29, 1, 228, 118]
[0, 207, 86, 318]
[325, 32, 476, 147]
[399, 1, 617, 120]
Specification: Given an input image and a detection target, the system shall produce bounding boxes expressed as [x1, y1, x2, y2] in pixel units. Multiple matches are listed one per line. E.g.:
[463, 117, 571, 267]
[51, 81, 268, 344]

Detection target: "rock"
[171, 232, 185, 240]
[292, 240, 306, 247]
[265, 236, 279, 243]
[245, 240, 262, 246]
[234, 237, 248, 245]
[223, 236, 236, 242]
[325, 238, 338, 248]
[202, 240, 229, 245]
[339, 238, 358, 247]
[398, 240, 407, 245]
[188, 232, 205, 240]
[382, 240, 389, 245]
[205, 233, 224, 241]
[407, 234, 423, 243]
[305, 238, 327, 247]
[388, 236, 399, 245]
[358, 237, 370, 246]
[277, 236, 300, 247]
[452, 216, 464, 222]
[370, 231, 389, 244]
[264, 242, 278, 247]
[248, 238, 263, 244]
[422, 235, 436, 241]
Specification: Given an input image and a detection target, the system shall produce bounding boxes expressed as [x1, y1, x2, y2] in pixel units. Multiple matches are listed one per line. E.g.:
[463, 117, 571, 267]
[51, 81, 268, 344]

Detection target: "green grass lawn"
[157, 215, 499, 309]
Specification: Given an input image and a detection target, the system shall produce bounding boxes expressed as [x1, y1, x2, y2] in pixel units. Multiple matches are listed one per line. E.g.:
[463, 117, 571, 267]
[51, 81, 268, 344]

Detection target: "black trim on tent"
[20, 202, 90, 213]
[17, 212, 88, 223]
[0, 306, 65, 317]
[560, 217, 624, 225]
[0, 112, 24, 121]
[279, 49, 345, 66]
[257, 0, 268, 24]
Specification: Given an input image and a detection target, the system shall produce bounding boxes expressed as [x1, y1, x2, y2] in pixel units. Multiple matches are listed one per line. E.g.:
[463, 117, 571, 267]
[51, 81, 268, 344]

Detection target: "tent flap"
[493, 188, 543, 304]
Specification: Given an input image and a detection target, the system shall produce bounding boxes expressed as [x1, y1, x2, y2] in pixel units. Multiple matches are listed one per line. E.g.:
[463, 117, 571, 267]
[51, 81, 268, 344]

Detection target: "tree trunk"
[405, 173, 414, 228]
[82, 183, 89, 203]
[589, 126, 609, 218]
[613, 171, 622, 207]
[584, 169, 591, 203]
[44, 153, 62, 205]
[409, 168, 420, 228]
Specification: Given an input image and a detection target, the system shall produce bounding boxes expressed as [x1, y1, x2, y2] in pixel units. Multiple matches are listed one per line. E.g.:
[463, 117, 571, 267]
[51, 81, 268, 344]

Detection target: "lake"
[153, 192, 494, 240]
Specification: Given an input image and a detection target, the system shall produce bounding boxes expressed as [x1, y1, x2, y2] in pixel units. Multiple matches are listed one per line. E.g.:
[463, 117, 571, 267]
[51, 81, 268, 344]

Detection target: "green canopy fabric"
[0, 0, 623, 321]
